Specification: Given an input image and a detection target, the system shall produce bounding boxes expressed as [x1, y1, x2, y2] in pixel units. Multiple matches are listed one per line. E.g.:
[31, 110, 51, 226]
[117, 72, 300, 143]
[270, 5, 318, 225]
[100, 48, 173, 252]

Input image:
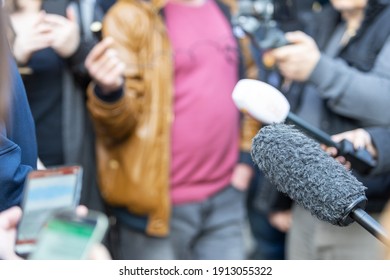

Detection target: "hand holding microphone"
[232, 79, 377, 174]
[331, 128, 378, 159]
[322, 128, 378, 171]
[251, 123, 389, 244]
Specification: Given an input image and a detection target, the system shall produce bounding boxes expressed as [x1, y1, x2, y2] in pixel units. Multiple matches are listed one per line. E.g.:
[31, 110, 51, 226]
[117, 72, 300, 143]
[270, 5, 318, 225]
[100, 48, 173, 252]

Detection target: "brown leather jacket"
[87, 0, 260, 237]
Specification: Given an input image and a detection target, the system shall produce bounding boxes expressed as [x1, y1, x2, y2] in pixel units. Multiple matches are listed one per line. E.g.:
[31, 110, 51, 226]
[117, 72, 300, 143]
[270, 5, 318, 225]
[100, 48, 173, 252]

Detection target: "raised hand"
[12, 11, 53, 64]
[85, 37, 125, 94]
[43, 7, 80, 58]
[270, 31, 321, 82]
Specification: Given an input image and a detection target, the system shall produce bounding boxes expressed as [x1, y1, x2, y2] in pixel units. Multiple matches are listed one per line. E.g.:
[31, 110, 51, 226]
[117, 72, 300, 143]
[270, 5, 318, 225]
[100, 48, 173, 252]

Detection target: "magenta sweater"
[165, 0, 240, 205]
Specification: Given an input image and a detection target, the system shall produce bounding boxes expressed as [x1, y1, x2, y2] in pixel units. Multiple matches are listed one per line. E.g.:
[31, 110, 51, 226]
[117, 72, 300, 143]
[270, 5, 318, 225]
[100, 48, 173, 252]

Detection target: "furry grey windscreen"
[251, 123, 367, 226]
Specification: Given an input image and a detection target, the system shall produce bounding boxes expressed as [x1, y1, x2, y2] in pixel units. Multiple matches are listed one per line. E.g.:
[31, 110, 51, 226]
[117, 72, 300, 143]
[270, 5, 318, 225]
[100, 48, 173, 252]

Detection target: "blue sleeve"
[0, 59, 37, 211]
[0, 133, 33, 211]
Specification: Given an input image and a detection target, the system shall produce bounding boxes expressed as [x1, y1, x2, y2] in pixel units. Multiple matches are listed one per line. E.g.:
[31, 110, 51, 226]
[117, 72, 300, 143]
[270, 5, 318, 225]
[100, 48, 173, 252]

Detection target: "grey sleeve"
[308, 37, 390, 126]
[366, 126, 390, 175]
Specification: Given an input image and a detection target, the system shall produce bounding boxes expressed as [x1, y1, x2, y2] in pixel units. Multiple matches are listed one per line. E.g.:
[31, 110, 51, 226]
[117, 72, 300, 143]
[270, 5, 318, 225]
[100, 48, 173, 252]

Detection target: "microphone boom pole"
[350, 208, 389, 244]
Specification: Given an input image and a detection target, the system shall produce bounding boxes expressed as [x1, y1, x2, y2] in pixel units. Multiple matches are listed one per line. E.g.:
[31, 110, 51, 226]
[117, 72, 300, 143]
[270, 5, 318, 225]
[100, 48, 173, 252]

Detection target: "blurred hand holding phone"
[41, 0, 68, 17]
[29, 210, 109, 260]
[14, 165, 83, 257]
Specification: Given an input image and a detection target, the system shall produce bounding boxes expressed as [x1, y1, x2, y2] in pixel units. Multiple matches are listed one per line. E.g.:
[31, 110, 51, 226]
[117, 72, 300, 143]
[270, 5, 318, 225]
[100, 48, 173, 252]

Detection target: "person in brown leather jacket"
[86, 0, 260, 259]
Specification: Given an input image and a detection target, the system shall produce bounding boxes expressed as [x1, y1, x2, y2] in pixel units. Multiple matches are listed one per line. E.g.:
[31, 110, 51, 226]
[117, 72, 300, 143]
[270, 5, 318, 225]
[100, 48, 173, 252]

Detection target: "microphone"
[232, 79, 377, 174]
[251, 123, 389, 244]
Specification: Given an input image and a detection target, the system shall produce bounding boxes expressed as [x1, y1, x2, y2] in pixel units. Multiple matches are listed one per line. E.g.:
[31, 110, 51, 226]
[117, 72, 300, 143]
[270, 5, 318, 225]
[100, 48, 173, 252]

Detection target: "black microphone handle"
[285, 112, 376, 174]
[286, 112, 340, 149]
[349, 208, 389, 245]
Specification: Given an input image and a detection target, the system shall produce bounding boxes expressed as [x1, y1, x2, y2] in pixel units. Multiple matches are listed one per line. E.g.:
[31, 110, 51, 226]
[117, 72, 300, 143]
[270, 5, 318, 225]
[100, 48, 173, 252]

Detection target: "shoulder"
[104, 0, 155, 36]
[107, 0, 153, 23]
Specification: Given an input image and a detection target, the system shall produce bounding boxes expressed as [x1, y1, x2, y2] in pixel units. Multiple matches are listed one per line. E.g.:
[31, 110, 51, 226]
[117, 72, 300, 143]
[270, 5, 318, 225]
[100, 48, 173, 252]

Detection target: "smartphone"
[41, 0, 68, 17]
[14, 165, 83, 257]
[28, 210, 108, 260]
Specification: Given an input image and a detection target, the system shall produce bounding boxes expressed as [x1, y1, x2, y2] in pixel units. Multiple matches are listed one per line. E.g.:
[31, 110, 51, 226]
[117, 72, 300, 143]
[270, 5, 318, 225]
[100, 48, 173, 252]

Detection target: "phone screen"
[41, 0, 68, 17]
[15, 166, 83, 256]
[29, 211, 108, 260]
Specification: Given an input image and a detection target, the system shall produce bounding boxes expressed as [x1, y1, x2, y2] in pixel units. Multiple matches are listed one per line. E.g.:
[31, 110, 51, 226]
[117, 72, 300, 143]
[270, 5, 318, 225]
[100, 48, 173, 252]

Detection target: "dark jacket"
[366, 127, 390, 176]
[258, 2, 390, 214]
[0, 60, 37, 212]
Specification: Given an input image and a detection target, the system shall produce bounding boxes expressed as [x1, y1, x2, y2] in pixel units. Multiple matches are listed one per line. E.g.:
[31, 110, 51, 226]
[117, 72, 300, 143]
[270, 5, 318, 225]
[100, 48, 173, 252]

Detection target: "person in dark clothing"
[96, 0, 116, 13]
[6, 0, 103, 211]
[262, 0, 390, 259]
[0, 5, 116, 260]
[246, 0, 330, 260]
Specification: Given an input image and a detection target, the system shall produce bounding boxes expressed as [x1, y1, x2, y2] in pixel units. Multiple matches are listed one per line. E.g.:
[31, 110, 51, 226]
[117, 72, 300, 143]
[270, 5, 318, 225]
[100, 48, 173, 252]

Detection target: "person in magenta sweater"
[86, 0, 259, 259]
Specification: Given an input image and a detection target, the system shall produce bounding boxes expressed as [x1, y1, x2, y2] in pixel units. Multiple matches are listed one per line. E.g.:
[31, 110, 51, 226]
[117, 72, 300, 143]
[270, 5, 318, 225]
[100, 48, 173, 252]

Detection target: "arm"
[0, 60, 37, 212]
[308, 37, 390, 125]
[86, 3, 146, 145]
[271, 32, 390, 125]
[0, 134, 33, 212]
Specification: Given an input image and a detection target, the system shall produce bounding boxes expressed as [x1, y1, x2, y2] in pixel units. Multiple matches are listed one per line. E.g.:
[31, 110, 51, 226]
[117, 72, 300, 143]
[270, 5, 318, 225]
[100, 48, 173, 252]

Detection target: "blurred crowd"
[1, 0, 390, 260]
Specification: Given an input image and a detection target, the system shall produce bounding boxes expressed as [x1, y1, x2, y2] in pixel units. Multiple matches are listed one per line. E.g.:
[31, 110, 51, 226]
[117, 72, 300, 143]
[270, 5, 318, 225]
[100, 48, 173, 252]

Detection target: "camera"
[233, 0, 290, 50]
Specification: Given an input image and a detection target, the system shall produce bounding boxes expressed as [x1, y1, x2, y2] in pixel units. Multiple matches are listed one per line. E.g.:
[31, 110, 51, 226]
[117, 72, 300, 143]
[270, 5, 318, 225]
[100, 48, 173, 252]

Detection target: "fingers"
[88, 244, 112, 260]
[86, 38, 125, 91]
[269, 45, 292, 61]
[85, 37, 114, 69]
[66, 6, 77, 23]
[331, 131, 354, 144]
[350, 135, 368, 150]
[353, 129, 372, 150]
[85, 38, 125, 92]
[0, 206, 22, 229]
[331, 129, 372, 150]
[87, 48, 118, 78]
[76, 205, 88, 217]
[31, 11, 47, 28]
[271, 44, 312, 63]
[94, 60, 125, 89]
[323, 146, 338, 157]
[35, 23, 53, 35]
[321, 144, 351, 170]
[270, 31, 311, 60]
[43, 13, 68, 26]
[269, 211, 292, 233]
[284, 31, 312, 44]
[268, 31, 319, 82]
[335, 156, 352, 170]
